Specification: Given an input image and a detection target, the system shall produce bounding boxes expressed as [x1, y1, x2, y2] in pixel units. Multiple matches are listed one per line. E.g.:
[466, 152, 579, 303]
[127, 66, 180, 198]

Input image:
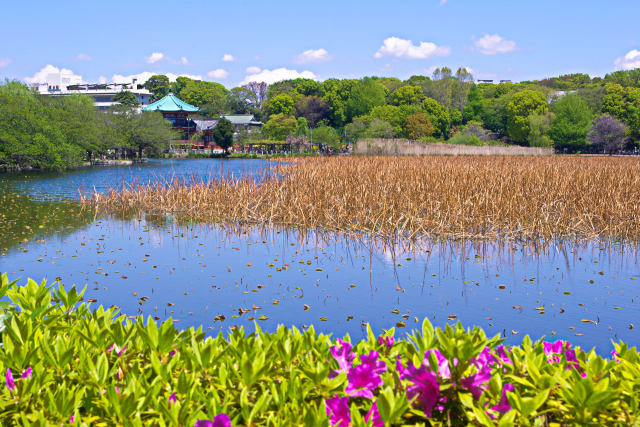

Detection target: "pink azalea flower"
[5, 369, 15, 392]
[108, 345, 126, 356]
[330, 339, 356, 376]
[424, 349, 451, 378]
[490, 383, 515, 415]
[495, 345, 512, 365]
[168, 392, 177, 406]
[325, 394, 350, 426]
[70, 415, 75, 423]
[543, 340, 586, 376]
[377, 335, 394, 350]
[397, 358, 440, 417]
[21, 367, 32, 379]
[365, 401, 384, 427]
[611, 350, 621, 363]
[194, 414, 232, 427]
[345, 351, 387, 398]
[543, 340, 564, 363]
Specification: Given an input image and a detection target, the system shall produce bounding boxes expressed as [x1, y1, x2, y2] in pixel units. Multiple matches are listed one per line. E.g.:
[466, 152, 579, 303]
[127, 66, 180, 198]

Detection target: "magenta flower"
[169, 349, 177, 358]
[168, 392, 177, 406]
[543, 340, 586, 377]
[495, 345, 512, 365]
[345, 351, 387, 398]
[330, 339, 356, 376]
[377, 335, 394, 350]
[70, 415, 75, 423]
[424, 349, 451, 378]
[611, 350, 621, 363]
[325, 394, 350, 426]
[365, 401, 384, 427]
[490, 383, 515, 415]
[108, 344, 126, 356]
[543, 340, 564, 363]
[115, 386, 121, 395]
[462, 347, 496, 398]
[397, 357, 440, 417]
[21, 367, 32, 379]
[5, 369, 15, 392]
[194, 414, 232, 427]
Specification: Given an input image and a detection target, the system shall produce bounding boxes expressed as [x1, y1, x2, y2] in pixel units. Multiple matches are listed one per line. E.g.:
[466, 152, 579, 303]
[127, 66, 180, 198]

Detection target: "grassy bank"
[87, 156, 640, 242]
[0, 274, 637, 425]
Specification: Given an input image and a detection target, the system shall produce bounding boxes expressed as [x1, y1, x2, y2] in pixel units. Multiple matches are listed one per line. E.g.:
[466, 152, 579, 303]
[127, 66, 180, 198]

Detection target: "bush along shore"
[0, 274, 637, 426]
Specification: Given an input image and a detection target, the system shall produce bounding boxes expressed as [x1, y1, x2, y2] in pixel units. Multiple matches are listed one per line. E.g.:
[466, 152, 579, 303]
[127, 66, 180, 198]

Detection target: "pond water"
[1, 159, 639, 353]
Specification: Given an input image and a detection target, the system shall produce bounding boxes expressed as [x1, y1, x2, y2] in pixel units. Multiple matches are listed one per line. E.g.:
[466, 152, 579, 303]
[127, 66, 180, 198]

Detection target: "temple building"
[142, 93, 199, 149]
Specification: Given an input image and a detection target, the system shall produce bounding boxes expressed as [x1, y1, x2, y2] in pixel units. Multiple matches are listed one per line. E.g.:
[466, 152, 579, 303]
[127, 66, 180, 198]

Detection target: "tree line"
[0, 81, 173, 170]
[142, 68, 640, 152]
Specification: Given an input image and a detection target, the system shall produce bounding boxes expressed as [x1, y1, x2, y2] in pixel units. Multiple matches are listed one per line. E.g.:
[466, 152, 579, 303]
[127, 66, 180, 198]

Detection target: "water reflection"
[2, 210, 638, 353]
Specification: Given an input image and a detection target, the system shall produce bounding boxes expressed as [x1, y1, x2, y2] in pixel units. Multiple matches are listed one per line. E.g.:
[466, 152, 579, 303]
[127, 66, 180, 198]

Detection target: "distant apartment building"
[30, 74, 152, 110]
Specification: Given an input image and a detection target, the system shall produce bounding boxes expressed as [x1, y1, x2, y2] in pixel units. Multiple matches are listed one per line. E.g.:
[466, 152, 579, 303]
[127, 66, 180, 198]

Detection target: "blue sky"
[1, 0, 638, 87]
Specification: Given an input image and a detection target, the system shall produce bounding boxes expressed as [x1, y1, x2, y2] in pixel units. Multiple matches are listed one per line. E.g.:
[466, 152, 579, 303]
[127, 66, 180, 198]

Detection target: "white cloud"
[146, 52, 164, 64]
[615, 49, 640, 70]
[75, 53, 92, 61]
[24, 64, 83, 85]
[474, 34, 517, 55]
[98, 76, 107, 84]
[374, 37, 451, 59]
[239, 67, 317, 86]
[111, 71, 202, 84]
[246, 66, 261, 74]
[294, 48, 332, 64]
[180, 56, 189, 65]
[0, 58, 11, 68]
[222, 54, 235, 62]
[207, 68, 229, 79]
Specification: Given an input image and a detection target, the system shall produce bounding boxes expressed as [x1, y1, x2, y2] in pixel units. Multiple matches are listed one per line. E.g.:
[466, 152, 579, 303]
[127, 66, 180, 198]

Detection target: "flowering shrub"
[0, 273, 638, 425]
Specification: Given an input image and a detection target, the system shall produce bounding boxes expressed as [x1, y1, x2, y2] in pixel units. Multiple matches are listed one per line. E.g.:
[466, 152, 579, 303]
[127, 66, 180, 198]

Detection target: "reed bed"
[84, 156, 640, 242]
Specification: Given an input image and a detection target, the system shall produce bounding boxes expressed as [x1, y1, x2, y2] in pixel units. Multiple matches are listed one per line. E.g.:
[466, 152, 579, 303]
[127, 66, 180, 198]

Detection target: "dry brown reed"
[84, 156, 640, 242]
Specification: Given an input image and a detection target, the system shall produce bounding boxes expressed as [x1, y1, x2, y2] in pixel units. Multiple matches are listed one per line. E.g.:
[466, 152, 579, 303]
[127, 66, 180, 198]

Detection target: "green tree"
[548, 94, 592, 151]
[345, 78, 388, 121]
[312, 125, 341, 149]
[263, 114, 297, 140]
[294, 117, 310, 138]
[267, 94, 295, 116]
[113, 91, 141, 107]
[462, 85, 484, 122]
[319, 79, 356, 127]
[364, 119, 395, 138]
[390, 85, 424, 106]
[179, 79, 229, 114]
[405, 113, 434, 140]
[212, 117, 234, 150]
[422, 97, 451, 137]
[506, 90, 548, 143]
[112, 107, 173, 158]
[143, 75, 170, 100]
[527, 112, 554, 147]
[227, 87, 254, 114]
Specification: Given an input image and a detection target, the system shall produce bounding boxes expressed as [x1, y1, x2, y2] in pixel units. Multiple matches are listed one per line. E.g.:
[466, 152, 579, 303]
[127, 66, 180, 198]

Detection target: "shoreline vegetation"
[86, 156, 640, 243]
[5, 68, 640, 171]
[0, 275, 637, 425]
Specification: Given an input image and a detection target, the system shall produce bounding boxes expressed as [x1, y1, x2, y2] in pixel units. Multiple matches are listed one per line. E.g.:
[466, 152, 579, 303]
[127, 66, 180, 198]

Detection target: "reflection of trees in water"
[0, 189, 94, 251]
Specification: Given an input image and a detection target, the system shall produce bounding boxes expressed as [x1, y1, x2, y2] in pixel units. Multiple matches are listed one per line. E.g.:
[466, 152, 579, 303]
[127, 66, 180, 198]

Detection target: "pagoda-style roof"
[222, 114, 262, 125]
[142, 93, 199, 112]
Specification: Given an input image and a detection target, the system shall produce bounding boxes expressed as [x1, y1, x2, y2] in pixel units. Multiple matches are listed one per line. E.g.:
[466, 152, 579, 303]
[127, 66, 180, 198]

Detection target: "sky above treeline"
[1, 0, 638, 88]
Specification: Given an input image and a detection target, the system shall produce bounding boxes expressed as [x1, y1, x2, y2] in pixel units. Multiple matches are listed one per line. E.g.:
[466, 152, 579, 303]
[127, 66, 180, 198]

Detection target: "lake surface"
[1, 159, 639, 353]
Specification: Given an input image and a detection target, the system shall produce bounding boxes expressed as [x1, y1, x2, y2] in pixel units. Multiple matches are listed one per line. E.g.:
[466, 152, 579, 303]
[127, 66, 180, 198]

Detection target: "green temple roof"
[142, 93, 199, 112]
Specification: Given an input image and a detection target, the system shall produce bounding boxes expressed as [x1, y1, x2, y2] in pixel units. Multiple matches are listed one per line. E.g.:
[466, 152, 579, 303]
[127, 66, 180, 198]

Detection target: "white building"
[30, 78, 152, 110]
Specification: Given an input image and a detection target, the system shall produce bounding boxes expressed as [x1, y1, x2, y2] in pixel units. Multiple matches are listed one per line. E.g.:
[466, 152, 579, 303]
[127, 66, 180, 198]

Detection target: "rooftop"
[142, 93, 199, 113]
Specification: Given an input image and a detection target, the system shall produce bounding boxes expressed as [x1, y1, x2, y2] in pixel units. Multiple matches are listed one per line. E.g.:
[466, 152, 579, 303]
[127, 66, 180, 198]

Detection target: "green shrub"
[0, 274, 638, 425]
